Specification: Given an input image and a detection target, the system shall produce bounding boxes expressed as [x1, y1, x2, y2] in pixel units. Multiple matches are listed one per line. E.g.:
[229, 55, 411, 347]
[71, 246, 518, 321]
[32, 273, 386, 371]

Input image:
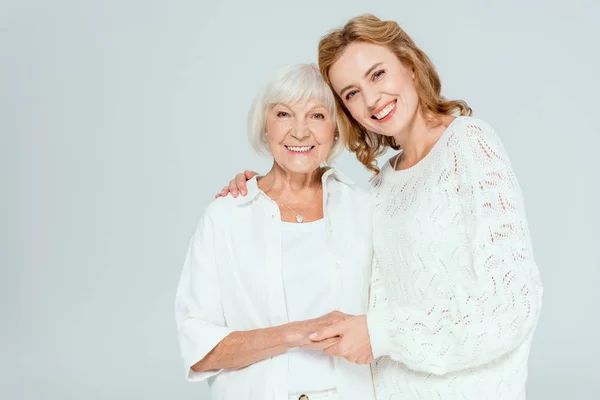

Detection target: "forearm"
[191, 323, 297, 372]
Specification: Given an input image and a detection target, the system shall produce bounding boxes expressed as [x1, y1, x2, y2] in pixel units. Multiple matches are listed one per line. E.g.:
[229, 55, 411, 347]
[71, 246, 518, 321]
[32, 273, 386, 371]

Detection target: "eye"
[372, 70, 385, 80]
[276, 111, 290, 117]
[345, 90, 358, 101]
[312, 113, 325, 120]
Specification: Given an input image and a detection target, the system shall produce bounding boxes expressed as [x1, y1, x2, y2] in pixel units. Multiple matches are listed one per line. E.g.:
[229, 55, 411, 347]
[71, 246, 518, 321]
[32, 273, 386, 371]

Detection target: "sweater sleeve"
[175, 209, 233, 382]
[368, 256, 389, 311]
[366, 120, 543, 375]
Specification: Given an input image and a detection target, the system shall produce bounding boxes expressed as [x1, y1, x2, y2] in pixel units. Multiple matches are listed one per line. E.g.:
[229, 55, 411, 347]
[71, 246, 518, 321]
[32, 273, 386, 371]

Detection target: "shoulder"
[452, 116, 504, 149]
[451, 116, 510, 162]
[446, 116, 518, 187]
[204, 176, 264, 218]
[328, 174, 375, 218]
[204, 195, 235, 216]
[348, 183, 376, 209]
[199, 194, 247, 227]
[326, 168, 375, 204]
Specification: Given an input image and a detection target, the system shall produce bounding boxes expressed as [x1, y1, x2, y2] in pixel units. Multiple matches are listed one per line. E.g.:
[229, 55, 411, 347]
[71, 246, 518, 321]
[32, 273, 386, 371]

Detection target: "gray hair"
[247, 63, 344, 163]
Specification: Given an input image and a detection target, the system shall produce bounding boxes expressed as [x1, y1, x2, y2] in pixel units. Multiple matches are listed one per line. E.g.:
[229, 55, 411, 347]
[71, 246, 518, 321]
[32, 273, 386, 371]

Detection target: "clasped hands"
[292, 311, 374, 365]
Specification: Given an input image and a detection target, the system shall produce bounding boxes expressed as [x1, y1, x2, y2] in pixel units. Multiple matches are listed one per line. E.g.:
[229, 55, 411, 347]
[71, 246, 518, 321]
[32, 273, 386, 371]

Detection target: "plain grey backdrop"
[2, 0, 599, 398]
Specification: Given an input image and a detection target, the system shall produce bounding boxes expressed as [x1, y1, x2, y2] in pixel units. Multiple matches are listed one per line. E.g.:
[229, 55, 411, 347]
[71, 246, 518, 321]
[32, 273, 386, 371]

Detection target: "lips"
[371, 100, 397, 120]
[285, 145, 314, 153]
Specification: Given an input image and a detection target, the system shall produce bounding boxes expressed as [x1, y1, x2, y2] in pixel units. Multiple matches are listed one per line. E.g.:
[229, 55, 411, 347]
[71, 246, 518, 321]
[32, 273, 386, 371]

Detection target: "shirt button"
[335, 262, 340, 269]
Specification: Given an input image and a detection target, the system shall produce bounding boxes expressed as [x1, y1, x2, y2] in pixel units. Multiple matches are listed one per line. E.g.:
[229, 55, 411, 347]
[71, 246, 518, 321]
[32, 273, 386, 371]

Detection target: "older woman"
[218, 15, 543, 400]
[175, 64, 376, 400]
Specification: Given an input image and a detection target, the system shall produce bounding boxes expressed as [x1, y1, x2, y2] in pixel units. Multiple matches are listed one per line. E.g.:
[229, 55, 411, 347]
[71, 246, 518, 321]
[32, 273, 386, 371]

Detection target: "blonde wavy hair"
[318, 14, 472, 175]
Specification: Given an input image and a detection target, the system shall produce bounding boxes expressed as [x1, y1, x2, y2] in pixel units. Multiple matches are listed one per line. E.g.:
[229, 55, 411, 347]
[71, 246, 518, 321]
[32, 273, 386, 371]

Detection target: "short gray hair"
[247, 63, 344, 163]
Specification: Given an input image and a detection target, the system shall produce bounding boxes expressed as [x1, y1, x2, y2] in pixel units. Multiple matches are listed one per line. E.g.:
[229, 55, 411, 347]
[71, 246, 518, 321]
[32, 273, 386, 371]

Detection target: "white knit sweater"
[366, 116, 543, 399]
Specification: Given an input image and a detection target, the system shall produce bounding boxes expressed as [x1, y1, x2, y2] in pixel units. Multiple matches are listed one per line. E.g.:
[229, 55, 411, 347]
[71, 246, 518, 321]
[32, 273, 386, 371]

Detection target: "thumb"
[309, 323, 343, 342]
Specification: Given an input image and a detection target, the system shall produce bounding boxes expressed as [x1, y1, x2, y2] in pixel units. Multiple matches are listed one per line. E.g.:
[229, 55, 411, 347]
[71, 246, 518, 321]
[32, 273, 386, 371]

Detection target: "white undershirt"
[281, 218, 335, 394]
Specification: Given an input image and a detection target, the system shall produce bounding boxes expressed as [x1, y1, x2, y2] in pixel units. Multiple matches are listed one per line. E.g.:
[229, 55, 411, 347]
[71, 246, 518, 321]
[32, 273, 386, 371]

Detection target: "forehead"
[329, 42, 398, 89]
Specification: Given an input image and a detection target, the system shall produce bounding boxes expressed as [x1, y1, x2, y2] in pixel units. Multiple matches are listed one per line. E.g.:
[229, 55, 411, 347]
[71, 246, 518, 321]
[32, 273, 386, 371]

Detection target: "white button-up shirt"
[175, 168, 376, 400]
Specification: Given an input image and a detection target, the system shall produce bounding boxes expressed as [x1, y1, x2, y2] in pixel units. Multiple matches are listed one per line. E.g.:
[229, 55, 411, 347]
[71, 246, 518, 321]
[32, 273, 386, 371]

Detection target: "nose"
[362, 86, 382, 112]
[290, 120, 310, 140]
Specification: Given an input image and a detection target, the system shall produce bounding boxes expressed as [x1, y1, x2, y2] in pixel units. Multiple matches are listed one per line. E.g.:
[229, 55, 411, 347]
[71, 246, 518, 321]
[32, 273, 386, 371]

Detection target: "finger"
[223, 181, 236, 198]
[216, 187, 228, 198]
[330, 310, 353, 323]
[300, 337, 338, 350]
[227, 179, 238, 194]
[322, 338, 339, 350]
[357, 354, 373, 365]
[310, 323, 343, 342]
[356, 355, 368, 365]
[235, 173, 249, 195]
[323, 343, 341, 357]
[244, 170, 258, 180]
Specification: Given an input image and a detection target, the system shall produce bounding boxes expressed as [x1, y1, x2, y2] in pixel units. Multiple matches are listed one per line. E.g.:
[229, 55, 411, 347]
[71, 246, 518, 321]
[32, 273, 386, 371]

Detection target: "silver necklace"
[267, 176, 322, 223]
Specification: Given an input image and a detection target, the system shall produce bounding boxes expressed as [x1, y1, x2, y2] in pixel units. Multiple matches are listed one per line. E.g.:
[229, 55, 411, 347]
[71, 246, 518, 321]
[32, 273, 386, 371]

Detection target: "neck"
[264, 164, 323, 192]
[392, 110, 454, 167]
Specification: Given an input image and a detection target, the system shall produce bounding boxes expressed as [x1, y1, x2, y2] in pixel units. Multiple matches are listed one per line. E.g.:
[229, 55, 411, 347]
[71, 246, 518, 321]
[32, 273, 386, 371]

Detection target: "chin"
[366, 125, 396, 138]
[280, 162, 321, 174]
[379, 121, 406, 138]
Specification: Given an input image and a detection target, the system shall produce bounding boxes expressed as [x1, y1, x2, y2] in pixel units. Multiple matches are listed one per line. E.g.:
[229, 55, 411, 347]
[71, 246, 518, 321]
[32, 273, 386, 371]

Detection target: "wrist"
[276, 322, 303, 348]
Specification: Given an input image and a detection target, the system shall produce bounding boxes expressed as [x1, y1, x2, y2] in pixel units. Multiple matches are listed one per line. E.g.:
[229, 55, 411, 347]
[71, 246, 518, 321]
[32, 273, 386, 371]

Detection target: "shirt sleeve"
[175, 208, 233, 382]
[366, 120, 543, 375]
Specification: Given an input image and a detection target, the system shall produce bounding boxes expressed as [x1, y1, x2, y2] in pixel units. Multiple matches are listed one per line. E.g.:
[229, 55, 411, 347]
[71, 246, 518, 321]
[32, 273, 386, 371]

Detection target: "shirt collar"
[238, 167, 354, 206]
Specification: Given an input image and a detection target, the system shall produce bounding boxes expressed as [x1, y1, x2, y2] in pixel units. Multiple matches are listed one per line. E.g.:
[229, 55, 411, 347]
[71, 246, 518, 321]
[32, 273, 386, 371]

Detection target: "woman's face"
[328, 42, 419, 138]
[265, 99, 335, 174]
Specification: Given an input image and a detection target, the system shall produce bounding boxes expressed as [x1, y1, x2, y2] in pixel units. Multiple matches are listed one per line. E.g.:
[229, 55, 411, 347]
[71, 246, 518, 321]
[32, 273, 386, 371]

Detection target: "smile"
[371, 100, 397, 121]
[285, 145, 314, 153]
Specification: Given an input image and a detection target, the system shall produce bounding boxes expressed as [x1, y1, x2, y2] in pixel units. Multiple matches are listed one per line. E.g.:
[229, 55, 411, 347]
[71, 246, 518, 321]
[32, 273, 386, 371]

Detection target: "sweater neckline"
[382, 116, 462, 182]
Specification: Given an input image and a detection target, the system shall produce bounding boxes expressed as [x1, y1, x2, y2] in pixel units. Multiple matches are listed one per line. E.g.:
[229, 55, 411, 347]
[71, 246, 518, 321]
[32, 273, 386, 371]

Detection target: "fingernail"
[309, 332, 317, 339]
[241, 190, 247, 195]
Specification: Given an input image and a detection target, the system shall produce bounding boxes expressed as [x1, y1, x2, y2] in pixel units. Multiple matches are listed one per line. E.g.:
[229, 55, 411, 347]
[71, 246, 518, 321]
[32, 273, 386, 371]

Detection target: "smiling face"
[328, 42, 420, 138]
[265, 99, 336, 174]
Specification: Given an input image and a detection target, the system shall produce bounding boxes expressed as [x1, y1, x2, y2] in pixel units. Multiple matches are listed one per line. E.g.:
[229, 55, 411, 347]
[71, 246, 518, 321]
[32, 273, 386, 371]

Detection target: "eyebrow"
[338, 62, 384, 97]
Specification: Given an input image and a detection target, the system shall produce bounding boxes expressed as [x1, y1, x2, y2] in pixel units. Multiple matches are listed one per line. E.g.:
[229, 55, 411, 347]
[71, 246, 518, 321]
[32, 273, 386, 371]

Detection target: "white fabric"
[288, 388, 338, 400]
[282, 220, 335, 393]
[366, 116, 543, 399]
[175, 168, 376, 400]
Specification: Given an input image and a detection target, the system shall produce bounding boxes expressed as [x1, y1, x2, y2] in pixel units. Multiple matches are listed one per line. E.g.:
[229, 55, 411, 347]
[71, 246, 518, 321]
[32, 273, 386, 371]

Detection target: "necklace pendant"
[296, 215, 304, 223]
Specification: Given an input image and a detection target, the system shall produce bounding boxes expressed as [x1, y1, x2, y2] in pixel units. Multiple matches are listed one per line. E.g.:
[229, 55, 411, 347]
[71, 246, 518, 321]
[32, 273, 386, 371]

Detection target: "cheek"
[346, 102, 366, 122]
[404, 87, 420, 110]
[265, 119, 287, 141]
[397, 75, 418, 105]
[315, 125, 336, 148]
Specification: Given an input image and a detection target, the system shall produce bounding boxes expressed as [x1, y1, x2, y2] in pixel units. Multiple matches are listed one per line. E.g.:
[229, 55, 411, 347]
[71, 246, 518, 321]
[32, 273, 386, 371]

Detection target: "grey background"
[2, 0, 599, 399]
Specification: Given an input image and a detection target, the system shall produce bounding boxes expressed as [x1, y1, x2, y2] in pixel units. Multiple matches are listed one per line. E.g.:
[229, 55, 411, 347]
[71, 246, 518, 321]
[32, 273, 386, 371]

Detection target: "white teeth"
[374, 102, 396, 120]
[286, 146, 313, 153]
